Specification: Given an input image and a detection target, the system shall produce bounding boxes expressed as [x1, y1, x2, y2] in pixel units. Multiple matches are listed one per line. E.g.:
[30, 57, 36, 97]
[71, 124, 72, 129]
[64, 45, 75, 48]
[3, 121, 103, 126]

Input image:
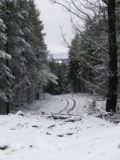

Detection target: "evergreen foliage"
[46, 59, 70, 95]
[68, 33, 86, 93]
[0, 0, 13, 104]
[68, 9, 108, 97]
[0, 0, 51, 113]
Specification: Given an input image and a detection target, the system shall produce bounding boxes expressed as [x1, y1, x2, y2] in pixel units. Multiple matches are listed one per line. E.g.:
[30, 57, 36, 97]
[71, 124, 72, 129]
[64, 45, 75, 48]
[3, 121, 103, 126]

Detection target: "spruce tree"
[68, 12, 108, 96]
[68, 33, 84, 93]
[0, 0, 13, 113]
[26, 0, 49, 102]
[3, 0, 32, 108]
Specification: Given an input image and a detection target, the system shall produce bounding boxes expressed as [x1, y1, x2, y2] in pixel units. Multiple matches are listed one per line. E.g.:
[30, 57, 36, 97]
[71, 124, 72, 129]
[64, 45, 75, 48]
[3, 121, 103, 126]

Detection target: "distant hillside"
[52, 52, 68, 59]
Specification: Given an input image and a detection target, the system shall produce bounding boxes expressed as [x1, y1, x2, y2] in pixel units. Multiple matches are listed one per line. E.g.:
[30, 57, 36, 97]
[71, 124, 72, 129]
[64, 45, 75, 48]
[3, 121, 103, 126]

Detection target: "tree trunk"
[6, 99, 10, 115]
[106, 0, 118, 112]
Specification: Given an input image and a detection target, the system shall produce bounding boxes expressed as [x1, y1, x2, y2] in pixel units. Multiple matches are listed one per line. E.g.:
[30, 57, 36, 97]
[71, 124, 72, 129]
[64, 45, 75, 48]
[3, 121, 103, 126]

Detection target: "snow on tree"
[51, 0, 118, 112]
[0, 1, 13, 110]
[0, 0, 54, 113]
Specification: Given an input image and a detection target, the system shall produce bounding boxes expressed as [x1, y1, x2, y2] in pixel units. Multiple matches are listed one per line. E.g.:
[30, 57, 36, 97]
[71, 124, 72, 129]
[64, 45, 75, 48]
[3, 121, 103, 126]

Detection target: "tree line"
[0, 0, 54, 114]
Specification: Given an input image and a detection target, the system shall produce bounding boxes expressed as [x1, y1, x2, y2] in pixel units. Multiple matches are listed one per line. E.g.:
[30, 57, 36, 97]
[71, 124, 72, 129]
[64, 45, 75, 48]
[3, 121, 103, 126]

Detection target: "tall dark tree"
[26, 0, 49, 102]
[4, 0, 32, 111]
[68, 33, 84, 93]
[106, 0, 118, 112]
[0, 0, 13, 114]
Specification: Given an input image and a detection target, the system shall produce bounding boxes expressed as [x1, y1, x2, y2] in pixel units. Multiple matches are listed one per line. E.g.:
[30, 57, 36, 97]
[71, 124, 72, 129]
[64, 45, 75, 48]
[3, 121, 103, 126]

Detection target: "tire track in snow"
[58, 98, 69, 114]
[68, 98, 76, 113]
[57, 97, 76, 114]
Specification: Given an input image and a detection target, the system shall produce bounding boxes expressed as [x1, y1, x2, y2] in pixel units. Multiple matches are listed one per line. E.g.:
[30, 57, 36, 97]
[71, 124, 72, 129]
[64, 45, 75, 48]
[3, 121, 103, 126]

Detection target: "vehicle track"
[58, 98, 69, 114]
[68, 98, 76, 113]
[57, 97, 76, 114]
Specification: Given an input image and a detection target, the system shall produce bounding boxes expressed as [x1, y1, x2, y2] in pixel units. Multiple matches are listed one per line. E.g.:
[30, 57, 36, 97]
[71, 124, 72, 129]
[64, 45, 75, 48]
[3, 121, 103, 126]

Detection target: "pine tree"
[68, 11, 108, 97]
[80, 15, 108, 96]
[68, 33, 86, 93]
[26, 0, 49, 102]
[47, 59, 69, 94]
[0, 0, 13, 113]
[3, 0, 32, 109]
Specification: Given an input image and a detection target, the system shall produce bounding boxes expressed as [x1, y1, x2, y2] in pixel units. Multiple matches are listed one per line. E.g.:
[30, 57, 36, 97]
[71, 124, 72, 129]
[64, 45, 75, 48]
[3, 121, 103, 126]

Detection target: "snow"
[0, 94, 120, 160]
[0, 50, 11, 60]
[15, 111, 24, 116]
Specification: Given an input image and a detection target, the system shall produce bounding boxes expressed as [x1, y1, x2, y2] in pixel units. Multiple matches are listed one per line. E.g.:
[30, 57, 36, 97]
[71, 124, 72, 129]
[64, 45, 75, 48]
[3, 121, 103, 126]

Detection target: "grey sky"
[34, 0, 73, 56]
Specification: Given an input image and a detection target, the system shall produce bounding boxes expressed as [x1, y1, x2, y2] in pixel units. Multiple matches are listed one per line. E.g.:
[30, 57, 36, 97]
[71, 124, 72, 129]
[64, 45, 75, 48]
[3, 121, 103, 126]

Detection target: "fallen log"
[47, 113, 82, 122]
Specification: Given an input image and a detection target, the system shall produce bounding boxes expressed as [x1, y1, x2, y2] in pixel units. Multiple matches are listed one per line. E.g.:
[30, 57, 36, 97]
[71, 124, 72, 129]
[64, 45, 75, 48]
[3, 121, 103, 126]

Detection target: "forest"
[0, 1, 120, 160]
[0, 0, 119, 114]
[0, 0, 57, 114]
[48, 0, 119, 113]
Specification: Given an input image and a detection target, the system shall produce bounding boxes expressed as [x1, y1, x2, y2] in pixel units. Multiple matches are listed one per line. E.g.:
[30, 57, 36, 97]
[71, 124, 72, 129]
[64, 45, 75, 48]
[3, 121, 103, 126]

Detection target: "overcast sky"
[34, 0, 73, 57]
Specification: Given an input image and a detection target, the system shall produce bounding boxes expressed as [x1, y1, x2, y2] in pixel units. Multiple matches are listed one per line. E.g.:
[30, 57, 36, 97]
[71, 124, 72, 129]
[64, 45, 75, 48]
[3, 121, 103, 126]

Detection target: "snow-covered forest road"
[0, 94, 120, 160]
[26, 94, 93, 115]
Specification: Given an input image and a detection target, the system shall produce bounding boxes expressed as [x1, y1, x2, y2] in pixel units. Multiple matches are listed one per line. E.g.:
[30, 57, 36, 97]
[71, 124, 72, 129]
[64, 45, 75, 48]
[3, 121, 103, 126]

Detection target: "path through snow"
[0, 94, 120, 160]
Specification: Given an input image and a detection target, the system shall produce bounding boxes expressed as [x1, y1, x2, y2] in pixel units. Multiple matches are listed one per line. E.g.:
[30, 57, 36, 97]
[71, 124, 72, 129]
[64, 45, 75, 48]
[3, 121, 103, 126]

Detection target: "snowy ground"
[0, 94, 120, 160]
